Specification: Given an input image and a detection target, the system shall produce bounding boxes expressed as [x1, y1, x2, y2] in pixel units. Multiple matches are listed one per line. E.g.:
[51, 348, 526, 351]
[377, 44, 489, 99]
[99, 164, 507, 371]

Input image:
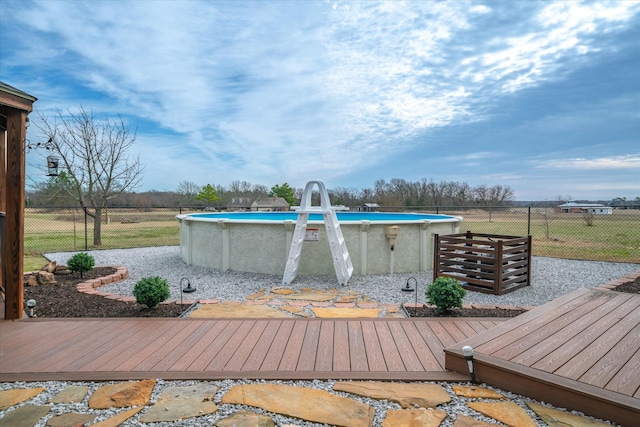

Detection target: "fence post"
[84, 207, 88, 251]
[527, 206, 531, 235]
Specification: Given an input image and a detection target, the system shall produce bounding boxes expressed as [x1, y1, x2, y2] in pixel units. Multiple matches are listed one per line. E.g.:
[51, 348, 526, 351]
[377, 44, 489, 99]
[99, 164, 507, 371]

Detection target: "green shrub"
[67, 252, 95, 278]
[133, 276, 170, 308]
[426, 276, 466, 314]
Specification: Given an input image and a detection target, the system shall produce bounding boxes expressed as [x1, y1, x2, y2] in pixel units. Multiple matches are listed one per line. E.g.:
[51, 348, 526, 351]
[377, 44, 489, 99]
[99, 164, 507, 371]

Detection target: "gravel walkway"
[46, 246, 639, 307]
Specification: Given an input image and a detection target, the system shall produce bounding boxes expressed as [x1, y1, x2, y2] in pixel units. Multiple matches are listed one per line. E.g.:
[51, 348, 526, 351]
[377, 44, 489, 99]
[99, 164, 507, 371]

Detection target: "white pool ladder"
[282, 181, 353, 286]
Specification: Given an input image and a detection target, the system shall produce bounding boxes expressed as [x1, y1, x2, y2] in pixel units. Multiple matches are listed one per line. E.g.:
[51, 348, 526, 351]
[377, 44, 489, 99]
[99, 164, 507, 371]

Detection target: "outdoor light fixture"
[181, 277, 196, 293]
[26, 299, 37, 318]
[462, 345, 476, 383]
[384, 225, 400, 251]
[402, 276, 416, 293]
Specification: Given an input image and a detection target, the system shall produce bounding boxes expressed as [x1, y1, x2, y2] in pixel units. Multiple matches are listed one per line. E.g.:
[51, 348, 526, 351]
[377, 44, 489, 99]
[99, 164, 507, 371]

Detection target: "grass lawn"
[20, 207, 640, 273]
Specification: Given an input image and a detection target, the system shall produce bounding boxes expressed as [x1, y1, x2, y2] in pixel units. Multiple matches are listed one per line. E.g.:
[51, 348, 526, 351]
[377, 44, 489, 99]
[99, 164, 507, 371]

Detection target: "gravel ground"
[12, 246, 633, 426]
[0, 378, 619, 427]
[46, 246, 639, 307]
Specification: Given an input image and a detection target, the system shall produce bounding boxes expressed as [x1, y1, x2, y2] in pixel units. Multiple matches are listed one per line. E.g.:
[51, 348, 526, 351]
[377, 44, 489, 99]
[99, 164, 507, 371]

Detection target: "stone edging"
[593, 268, 640, 291]
[75, 267, 197, 306]
[74, 267, 640, 312]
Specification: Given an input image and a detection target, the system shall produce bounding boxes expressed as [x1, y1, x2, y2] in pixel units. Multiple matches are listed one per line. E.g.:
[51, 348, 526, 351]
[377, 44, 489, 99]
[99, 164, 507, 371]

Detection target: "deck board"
[0, 317, 490, 382]
[445, 288, 640, 427]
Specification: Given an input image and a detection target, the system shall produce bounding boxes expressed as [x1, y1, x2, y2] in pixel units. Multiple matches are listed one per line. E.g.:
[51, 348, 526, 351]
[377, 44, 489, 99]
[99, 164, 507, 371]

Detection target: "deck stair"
[282, 181, 353, 286]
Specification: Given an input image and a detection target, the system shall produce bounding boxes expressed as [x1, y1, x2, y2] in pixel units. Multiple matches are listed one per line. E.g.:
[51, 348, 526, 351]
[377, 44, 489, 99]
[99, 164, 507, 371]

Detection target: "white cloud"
[538, 155, 640, 170]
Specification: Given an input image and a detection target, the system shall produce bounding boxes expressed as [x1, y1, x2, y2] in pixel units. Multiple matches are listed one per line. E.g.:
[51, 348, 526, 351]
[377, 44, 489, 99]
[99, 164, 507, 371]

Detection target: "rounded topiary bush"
[133, 276, 170, 308]
[67, 252, 95, 278]
[426, 276, 466, 314]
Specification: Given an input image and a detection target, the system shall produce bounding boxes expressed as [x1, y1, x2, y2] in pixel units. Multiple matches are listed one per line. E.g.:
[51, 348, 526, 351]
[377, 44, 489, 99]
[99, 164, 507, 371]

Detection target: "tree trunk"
[93, 207, 102, 246]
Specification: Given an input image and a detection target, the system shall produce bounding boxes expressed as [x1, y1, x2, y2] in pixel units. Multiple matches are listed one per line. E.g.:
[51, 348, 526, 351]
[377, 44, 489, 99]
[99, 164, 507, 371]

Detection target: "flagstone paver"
[49, 385, 89, 404]
[526, 402, 612, 427]
[190, 304, 292, 318]
[279, 290, 338, 301]
[221, 383, 375, 427]
[216, 410, 275, 427]
[271, 288, 297, 295]
[90, 406, 143, 427]
[0, 387, 44, 410]
[452, 385, 506, 399]
[0, 381, 621, 426]
[46, 412, 95, 427]
[334, 381, 451, 408]
[311, 307, 382, 318]
[88, 379, 155, 409]
[468, 401, 537, 427]
[382, 408, 448, 427]
[0, 404, 49, 427]
[140, 384, 218, 423]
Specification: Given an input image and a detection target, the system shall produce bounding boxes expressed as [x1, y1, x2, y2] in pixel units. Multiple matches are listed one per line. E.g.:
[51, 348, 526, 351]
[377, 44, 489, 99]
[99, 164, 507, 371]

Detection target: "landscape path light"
[462, 345, 477, 383]
[26, 299, 37, 318]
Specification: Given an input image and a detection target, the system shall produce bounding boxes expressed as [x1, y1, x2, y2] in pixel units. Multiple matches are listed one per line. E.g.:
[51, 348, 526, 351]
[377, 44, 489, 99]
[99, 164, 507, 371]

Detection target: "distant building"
[360, 203, 380, 212]
[251, 197, 290, 211]
[555, 202, 613, 215]
[227, 197, 252, 211]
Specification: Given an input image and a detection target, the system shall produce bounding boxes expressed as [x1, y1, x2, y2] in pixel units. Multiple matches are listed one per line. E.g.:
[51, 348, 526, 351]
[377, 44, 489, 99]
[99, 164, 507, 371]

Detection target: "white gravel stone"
[46, 246, 639, 307]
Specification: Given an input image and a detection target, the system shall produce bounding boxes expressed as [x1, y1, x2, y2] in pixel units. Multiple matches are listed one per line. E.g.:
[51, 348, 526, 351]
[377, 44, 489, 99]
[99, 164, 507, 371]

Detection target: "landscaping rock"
[526, 402, 612, 426]
[0, 387, 45, 410]
[221, 383, 374, 427]
[49, 385, 89, 404]
[89, 407, 143, 427]
[334, 381, 451, 408]
[140, 384, 218, 423]
[88, 379, 156, 409]
[0, 404, 49, 427]
[37, 271, 57, 285]
[216, 410, 275, 427]
[189, 304, 292, 318]
[41, 261, 57, 273]
[311, 307, 382, 318]
[468, 401, 537, 427]
[279, 290, 337, 301]
[452, 385, 505, 399]
[46, 412, 95, 427]
[382, 408, 447, 426]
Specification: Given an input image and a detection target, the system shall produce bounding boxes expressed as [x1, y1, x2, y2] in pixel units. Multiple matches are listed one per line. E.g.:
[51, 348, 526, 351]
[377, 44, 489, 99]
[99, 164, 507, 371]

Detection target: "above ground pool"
[177, 210, 461, 277]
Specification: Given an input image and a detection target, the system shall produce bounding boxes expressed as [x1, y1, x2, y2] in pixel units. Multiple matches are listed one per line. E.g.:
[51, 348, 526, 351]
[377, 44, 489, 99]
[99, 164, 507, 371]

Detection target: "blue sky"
[2, 0, 639, 201]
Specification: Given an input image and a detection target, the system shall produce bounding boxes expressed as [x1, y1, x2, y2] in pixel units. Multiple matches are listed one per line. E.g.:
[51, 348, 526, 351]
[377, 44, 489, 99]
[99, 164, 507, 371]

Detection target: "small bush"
[426, 276, 466, 314]
[133, 276, 170, 308]
[67, 252, 95, 278]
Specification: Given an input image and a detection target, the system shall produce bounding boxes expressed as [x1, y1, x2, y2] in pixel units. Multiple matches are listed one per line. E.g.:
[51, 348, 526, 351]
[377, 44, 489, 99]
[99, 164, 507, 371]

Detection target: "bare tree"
[37, 106, 144, 246]
[176, 180, 200, 206]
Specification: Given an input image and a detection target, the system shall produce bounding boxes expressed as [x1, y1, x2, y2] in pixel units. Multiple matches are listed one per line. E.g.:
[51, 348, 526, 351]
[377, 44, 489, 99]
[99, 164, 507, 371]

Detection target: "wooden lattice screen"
[433, 231, 531, 295]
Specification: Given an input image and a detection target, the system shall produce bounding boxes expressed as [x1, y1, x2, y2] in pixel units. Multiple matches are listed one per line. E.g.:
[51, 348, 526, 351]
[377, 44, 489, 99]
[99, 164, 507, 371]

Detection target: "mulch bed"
[24, 267, 189, 318]
[611, 275, 640, 294]
[22, 267, 640, 318]
[405, 306, 528, 318]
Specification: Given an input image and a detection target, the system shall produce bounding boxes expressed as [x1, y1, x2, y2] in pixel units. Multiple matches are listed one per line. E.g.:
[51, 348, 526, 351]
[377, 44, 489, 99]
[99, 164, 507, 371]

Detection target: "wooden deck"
[0, 317, 503, 382]
[445, 288, 640, 427]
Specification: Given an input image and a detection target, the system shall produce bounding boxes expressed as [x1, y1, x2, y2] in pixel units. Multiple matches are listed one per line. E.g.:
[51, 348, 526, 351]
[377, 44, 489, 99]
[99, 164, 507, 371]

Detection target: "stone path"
[0, 380, 614, 426]
[189, 287, 405, 318]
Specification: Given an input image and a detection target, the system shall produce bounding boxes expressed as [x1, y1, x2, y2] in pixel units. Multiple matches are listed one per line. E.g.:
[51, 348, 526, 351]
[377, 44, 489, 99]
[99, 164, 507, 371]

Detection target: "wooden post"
[432, 233, 439, 282]
[495, 240, 503, 295]
[4, 110, 26, 319]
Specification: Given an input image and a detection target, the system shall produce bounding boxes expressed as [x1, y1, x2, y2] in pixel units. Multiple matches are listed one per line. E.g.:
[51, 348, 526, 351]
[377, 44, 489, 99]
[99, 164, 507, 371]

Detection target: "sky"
[1, 0, 639, 201]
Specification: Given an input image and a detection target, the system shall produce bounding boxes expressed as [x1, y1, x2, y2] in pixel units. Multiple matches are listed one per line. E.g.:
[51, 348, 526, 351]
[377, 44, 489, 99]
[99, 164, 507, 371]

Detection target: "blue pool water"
[187, 211, 455, 222]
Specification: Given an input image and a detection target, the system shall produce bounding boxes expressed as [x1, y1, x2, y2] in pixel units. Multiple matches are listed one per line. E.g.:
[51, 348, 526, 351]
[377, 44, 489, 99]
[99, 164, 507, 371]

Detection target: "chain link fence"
[24, 206, 640, 264]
